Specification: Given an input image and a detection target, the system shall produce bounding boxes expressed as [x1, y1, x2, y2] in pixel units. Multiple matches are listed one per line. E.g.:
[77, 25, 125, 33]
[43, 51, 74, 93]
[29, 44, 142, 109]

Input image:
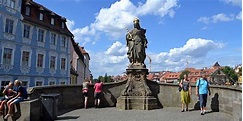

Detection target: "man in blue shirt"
[196, 75, 211, 115]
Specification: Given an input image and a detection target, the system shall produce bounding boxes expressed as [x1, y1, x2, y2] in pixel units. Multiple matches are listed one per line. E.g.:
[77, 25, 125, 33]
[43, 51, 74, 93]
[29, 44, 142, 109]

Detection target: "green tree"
[179, 70, 190, 79]
[96, 74, 114, 83]
[98, 76, 104, 82]
[104, 73, 108, 82]
[222, 66, 238, 83]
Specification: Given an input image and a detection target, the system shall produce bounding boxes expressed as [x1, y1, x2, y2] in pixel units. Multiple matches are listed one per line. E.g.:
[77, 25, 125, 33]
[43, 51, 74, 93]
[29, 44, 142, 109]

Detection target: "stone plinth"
[116, 96, 158, 110]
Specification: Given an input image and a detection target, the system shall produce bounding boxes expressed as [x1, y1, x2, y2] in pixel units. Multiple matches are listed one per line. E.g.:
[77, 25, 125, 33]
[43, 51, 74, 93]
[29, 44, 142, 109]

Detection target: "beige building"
[70, 38, 87, 84]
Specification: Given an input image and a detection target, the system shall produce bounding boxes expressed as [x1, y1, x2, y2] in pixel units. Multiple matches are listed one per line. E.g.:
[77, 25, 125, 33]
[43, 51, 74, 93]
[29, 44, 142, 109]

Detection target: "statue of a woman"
[126, 18, 148, 67]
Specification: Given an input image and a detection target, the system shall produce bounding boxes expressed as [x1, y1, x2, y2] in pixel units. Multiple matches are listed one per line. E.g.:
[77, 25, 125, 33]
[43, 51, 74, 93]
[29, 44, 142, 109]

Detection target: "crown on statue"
[133, 17, 139, 23]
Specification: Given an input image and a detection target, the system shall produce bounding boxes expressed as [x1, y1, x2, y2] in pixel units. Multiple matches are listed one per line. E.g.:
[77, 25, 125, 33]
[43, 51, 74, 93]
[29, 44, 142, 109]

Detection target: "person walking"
[82, 78, 92, 109]
[179, 74, 191, 112]
[93, 79, 103, 108]
[196, 75, 211, 115]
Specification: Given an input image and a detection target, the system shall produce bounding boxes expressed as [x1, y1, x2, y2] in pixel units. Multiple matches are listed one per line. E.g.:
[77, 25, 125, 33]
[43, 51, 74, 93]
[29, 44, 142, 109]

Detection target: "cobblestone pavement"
[55, 107, 233, 121]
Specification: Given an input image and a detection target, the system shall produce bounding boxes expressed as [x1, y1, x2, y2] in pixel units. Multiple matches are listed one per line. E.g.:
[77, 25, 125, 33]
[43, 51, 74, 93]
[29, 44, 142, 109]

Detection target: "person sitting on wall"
[4, 80, 28, 120]
[0, 82, 16, 115]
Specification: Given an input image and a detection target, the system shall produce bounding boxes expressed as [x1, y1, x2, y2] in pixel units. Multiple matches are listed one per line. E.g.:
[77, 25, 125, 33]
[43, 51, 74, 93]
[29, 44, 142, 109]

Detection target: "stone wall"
[27, 80, 241, 120]
[28, 81, 126, 110]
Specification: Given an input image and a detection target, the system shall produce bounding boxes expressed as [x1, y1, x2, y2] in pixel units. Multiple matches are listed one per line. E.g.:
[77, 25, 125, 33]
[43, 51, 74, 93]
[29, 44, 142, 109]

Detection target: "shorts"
[12, 97, 24, 104]
[94, 92, 102, 99]
[83, 92, 88, 97]
[2, 95, 13, 101]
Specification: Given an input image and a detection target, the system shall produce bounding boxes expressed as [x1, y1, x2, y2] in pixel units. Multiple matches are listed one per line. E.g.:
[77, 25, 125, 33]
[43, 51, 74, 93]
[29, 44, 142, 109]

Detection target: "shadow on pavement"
[56, 115, 80, 120]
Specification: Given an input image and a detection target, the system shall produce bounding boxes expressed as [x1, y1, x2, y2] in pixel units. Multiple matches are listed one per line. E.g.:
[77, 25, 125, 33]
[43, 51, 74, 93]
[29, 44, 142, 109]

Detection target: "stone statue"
[117, 18, 158, 110]
[126, 18, 148, 67]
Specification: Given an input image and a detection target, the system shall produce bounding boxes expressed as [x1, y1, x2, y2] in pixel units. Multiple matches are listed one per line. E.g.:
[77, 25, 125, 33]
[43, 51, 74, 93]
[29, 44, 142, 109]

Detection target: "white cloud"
[105, 41, 127, 56]
[69, 0, 178, 45]
[212, 13, 233, 23]
[136, 0, 178, 17]
[146, 38, 225, 71]
[220, 0, 242, 7]
[197, 0, 242, 25]
[66, 19, 75, 30]
[197, 17, 210, 24]
[197, 13, 240, 24]
[236, 11, 242, 20]
[91, 38, 225, 77]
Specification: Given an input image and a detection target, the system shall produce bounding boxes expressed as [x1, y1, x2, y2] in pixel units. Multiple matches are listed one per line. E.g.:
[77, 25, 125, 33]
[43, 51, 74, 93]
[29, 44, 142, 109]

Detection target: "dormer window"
[61, 22, 65, 28]
[39, 13, 43, 21]
[51, 18, 54, 25]
[25, 6, 30, 16]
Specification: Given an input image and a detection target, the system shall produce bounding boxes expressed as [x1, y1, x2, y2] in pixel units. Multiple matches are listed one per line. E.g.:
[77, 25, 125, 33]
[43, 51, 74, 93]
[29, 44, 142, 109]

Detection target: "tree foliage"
[222, 66, 238, 83]
[179, 70, 190, 79]
[96, 73, 114, 83]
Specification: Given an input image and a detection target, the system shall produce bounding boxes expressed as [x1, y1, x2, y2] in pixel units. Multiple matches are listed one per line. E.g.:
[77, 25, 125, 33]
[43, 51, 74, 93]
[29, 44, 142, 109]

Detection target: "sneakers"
[203, 110, 206, 114]
[200, 110, 205, 115]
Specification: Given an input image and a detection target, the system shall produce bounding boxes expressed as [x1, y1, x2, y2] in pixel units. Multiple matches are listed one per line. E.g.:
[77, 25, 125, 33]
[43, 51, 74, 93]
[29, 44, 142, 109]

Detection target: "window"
[61, 36, 67, 47]
[21, 81, 28, 89]
[61, 58, 66, 70]
[35, 81, 43, 86]
[49, 81, 55, 85]
[25, 6, 30, 16]
[50, 33, 56, 45]
[39, 13, 43, 21]
[3, 48, 12, 64]
[5, 18, 14, 34]
[50, 56, 56, 69]
[51, 18, 54, 25]
[37, 29, 44, 42]
[22, 51, 30, 66]
[37, 54, 44, 67]
[6, 0, 15, 8]
[61, 22, 65, 28]
[60, 81, 66, 85]
[23, 24, 31, 38]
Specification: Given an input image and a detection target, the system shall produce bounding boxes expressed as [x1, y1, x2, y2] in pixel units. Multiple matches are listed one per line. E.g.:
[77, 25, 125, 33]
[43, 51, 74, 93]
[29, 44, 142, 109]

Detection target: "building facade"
[0, 0, 73, 89]
[80, 47, 91, 80]
[70, 38, 85, 84]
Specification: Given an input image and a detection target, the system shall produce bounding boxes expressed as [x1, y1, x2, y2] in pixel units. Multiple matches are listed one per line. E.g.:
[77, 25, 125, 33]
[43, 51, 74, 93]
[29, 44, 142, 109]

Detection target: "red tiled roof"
[22, 0, 73, 37]
[79, 47, 90, 59]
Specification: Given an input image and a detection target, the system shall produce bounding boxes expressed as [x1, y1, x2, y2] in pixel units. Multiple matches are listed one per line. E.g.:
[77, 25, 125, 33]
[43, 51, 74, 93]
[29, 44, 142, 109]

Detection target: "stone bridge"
[16, 80, 242, 121]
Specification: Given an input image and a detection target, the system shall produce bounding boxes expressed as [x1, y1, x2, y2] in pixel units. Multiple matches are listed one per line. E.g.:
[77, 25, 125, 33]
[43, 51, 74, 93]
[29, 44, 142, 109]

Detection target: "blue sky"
[35, 0, 242, 78]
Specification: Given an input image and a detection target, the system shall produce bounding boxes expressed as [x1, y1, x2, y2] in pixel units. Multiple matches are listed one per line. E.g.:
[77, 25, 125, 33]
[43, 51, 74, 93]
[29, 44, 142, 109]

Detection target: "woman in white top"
[82, 78, 92, 109]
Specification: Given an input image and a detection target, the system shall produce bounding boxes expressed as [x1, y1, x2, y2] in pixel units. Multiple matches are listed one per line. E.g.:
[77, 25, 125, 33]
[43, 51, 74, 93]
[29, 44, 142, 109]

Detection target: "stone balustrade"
[20, 80, 241, 121]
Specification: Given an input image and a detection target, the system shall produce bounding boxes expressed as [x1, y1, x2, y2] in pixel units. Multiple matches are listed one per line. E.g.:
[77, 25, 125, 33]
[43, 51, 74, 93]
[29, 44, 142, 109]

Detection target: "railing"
[26, 80, 241, 120]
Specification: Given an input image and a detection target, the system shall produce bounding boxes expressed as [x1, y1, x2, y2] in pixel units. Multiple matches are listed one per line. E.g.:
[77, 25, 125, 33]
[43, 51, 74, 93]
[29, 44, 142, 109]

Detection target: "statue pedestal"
[116, 67, 160, 110]
[116, 96, 158, 110]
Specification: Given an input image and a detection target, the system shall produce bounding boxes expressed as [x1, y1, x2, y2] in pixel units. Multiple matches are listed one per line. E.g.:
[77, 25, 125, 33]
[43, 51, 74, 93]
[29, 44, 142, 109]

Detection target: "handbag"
[178, 85, 182, 92]
[178, 80, 183, 92]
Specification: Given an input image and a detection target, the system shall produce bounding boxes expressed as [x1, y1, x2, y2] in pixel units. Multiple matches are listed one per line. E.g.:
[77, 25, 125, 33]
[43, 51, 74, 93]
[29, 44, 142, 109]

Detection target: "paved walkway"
[55, 107, 233, 121]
